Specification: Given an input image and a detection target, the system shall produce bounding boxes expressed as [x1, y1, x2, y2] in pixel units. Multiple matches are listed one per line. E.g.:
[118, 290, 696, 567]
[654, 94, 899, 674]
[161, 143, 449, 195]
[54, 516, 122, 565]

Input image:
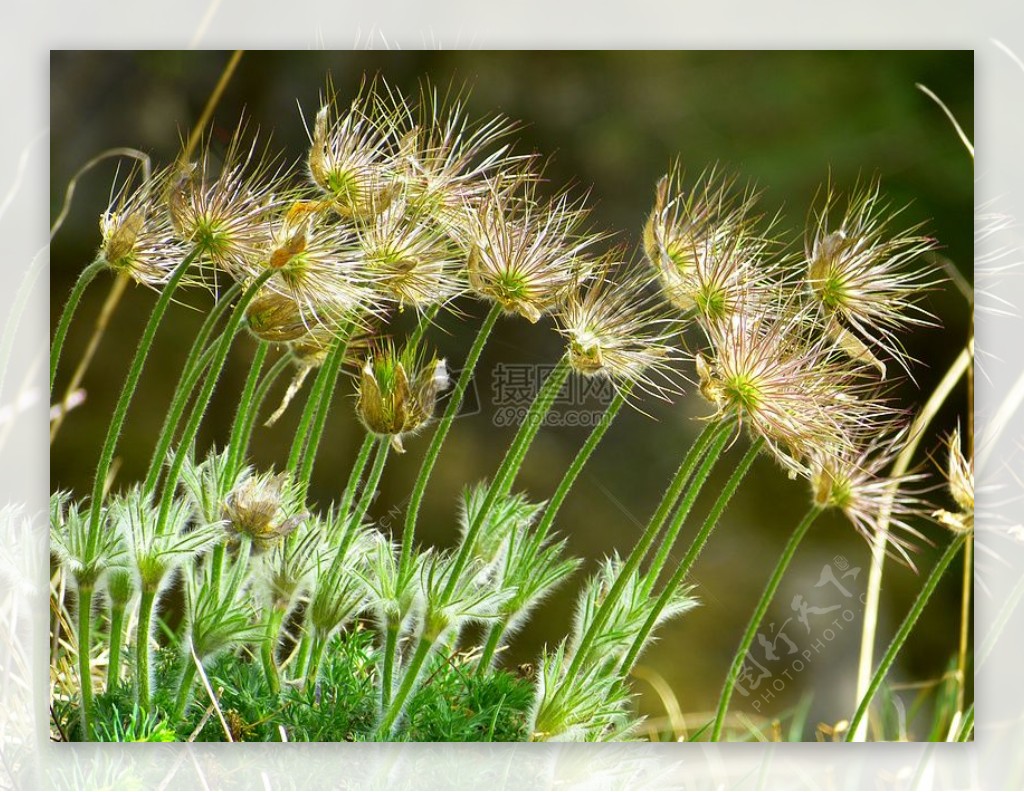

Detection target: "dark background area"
[50, 51, 973, 739]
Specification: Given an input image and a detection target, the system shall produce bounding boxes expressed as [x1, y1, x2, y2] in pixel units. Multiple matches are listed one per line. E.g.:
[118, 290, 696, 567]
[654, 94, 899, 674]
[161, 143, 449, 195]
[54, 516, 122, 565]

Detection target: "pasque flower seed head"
[805, 177, 938, 375]
[556, 255, 682, 399]
[467, 178, 601, 322]
[98, 165, 191, 287]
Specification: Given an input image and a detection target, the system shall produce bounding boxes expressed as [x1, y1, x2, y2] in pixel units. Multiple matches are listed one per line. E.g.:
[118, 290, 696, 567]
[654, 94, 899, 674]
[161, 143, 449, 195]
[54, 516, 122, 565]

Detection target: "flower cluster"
[644, 166, 937, 554]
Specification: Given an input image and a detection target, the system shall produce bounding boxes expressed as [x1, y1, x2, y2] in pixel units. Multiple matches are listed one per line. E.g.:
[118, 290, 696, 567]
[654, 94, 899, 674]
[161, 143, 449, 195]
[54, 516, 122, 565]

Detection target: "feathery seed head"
[700, 305, 878, 474]
[356, 340, 449, 453]
[258, 202, 384, 326]
[98, 166, 191, 287]
[308, 78, 402, 221]
[805, 178, 938, 374]
[467, 179, 600, 322]
[167, 127, 285, 283]
[809, 427, 928, 563]
[389, 82, 530, 233]
[354, 196, 465, 310]
[556, 256, 682, 399]
[644, 165, 775, 326]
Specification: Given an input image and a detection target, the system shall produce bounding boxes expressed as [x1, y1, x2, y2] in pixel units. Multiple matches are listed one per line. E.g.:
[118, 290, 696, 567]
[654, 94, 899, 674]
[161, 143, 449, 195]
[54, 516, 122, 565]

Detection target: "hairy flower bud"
[356, 342, 448, 452]
[245, 290, 310, 343]
[223, 472, 305, 553]
[933, 425, 974, 535]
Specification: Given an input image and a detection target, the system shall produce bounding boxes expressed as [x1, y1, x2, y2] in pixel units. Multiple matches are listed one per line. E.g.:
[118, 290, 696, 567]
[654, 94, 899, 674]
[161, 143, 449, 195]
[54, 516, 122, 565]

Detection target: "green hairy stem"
[235, 354, 292, 462]
[76, 584, 94, 740]
[223, 339, 269, 482]
[620, 436, 764, 675]
[105, 601, 126, 692]
[441, 355, 572, 602]
[86, 250, 198, 553]
[845, 533, 968, 741]
[400, 303, 503, 580]
[156, 272, 272, 531]
[564, 420, 728, 681]
[50, 259, 105, 395]
[143, 281, 243, 494]
[712, 506, 822, 740]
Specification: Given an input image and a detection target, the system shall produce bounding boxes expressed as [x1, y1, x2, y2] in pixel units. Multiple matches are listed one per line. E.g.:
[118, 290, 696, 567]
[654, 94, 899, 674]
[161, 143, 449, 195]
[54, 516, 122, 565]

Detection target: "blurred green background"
[50, 51, 972, 739]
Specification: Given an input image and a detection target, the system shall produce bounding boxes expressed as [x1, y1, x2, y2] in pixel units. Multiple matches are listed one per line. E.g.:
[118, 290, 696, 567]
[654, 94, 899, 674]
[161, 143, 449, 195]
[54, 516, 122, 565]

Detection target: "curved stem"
[533, 385, 631, 540]
[50, 272, 130, 444]
[712, 506, 821, 741]
[304, 631, 327, 694]
[351, 438, 391, 528]
[854, 343, 970, 740]
[261, 607, 285, 696]
[476, 619, 506, 674]
[223, 340, 269, 483]
[376, 350, 569, 736]
[639, 425, 734, 596]
[341, 434, 376, 517]
[296, 331, 351, 491]
[845, 533, 968, 742]
[407, 304, 439, 349]
[86, 251, 197, 553]
[493, 358, 573, 498]
[49, 260, 105, 395]
[236, 354, 291, 463]
[441, 356, 571, 602]
[172, 656, 199, 720]
[621, 437, 764, 675]
[378, 635, 433, 737]
[286, 334, 346, 476]
[381, 622, 399, 708]
[142, 329, 229, 494]
[956, 535, 973, 716]
[565, 420, 727, 680]
[76, 584, 94, 740]
[143, 282, 242, 493]
[292, 627, 313, 684]
[294, 431, 376, 684]
[157, 273, 271, 531]
[209, 544, 226, 599]
[400, 303, 502, 580]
